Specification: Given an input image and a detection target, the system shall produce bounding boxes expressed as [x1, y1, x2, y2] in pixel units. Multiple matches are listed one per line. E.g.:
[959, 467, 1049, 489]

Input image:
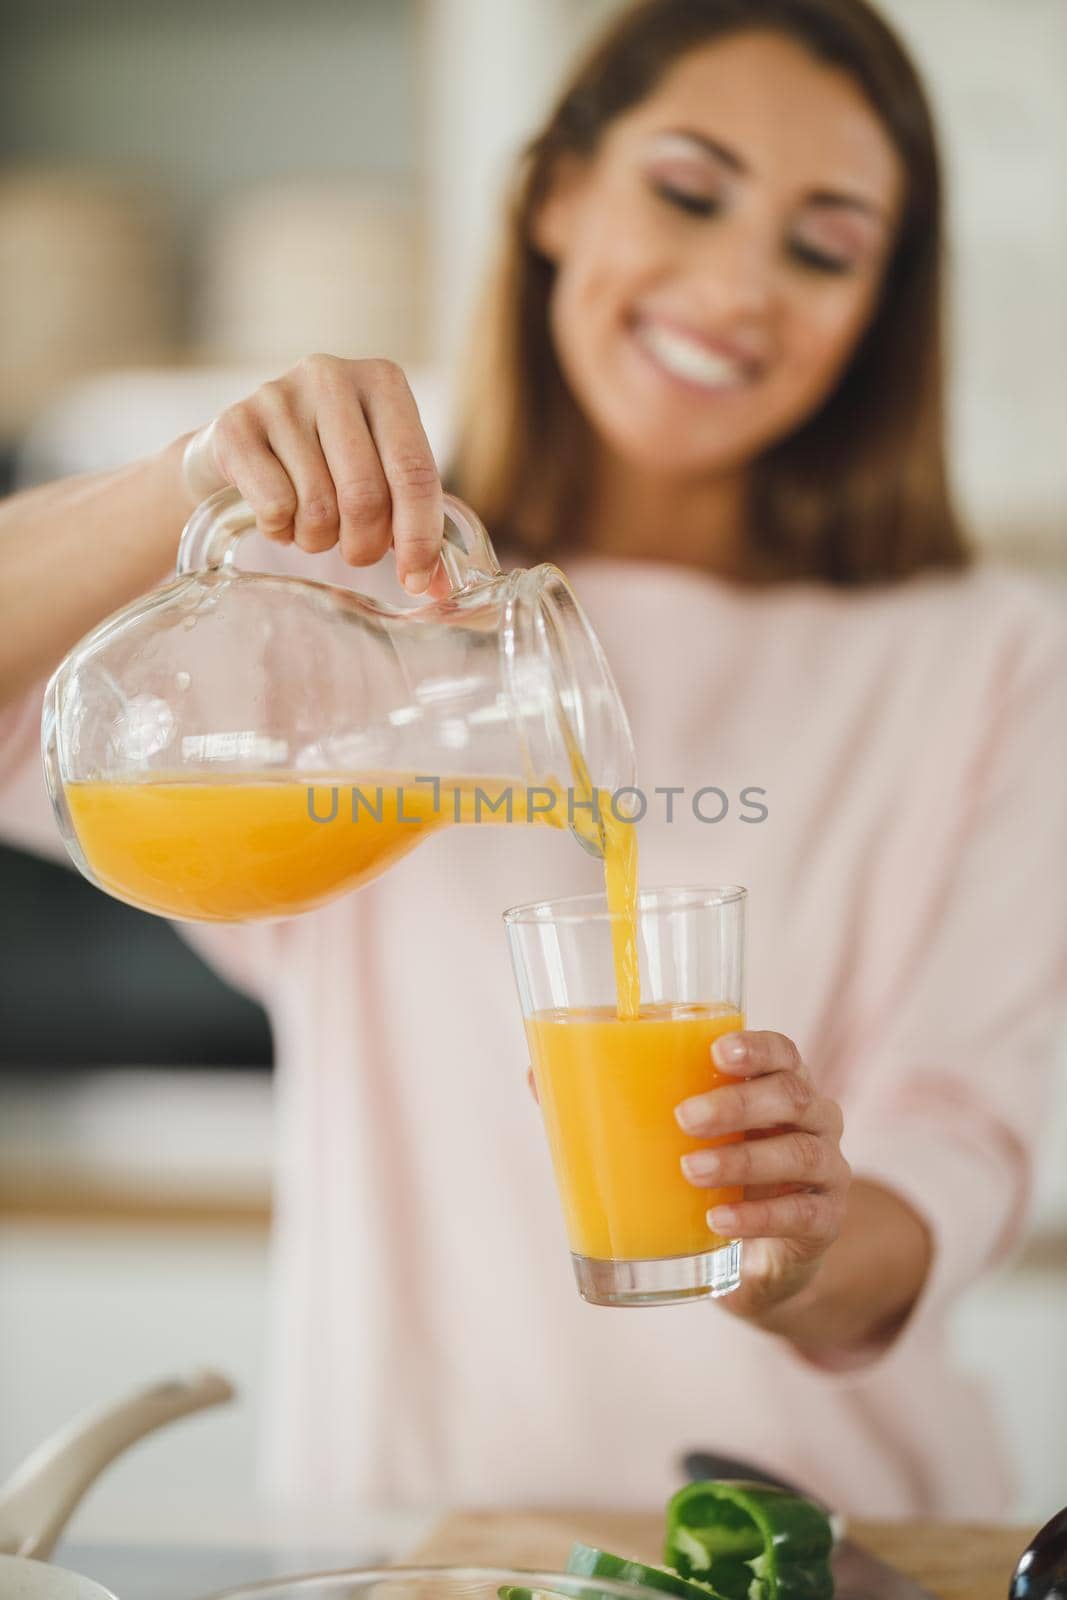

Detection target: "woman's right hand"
[182, 354, 452, 598]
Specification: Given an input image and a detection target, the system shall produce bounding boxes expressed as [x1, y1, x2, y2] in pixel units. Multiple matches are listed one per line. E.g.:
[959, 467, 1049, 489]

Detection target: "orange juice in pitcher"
[63, 772, 635, 925]
[43, 489, 636, 924]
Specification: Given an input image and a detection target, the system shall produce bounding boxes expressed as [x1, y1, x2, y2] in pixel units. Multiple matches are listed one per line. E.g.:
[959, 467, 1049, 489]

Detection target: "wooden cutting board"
[414, 1508, 1027, 1600]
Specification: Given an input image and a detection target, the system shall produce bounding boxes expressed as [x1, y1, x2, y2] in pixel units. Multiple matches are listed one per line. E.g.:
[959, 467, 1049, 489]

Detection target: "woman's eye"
[650, 179, 721, 219]
[789, 239, 855, 276]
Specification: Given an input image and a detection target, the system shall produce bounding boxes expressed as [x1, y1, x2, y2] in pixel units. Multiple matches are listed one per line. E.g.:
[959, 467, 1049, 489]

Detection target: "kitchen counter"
[55, 1510, 1033, 1600]
[0, 1070, 272, 1226]
[414, 1507, 1030, 1600]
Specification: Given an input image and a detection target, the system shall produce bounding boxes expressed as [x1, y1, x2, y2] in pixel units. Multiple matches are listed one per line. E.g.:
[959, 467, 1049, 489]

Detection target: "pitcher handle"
[436, 493, 502, 591]
[176, 486, 502, 592]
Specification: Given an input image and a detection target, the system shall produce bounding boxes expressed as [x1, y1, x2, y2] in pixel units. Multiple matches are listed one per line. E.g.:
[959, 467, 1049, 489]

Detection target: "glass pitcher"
[41, 488, 636, 922]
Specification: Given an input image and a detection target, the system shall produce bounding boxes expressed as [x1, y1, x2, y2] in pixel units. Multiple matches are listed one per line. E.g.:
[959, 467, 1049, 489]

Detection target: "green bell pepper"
[664, 1481, 834, 1600]
[566, 1542, 731, 1600]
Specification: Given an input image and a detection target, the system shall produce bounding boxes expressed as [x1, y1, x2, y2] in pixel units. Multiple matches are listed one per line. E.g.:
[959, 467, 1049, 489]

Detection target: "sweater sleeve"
[832, 591, 1067, 1366]
[0, 679, 276, 1005]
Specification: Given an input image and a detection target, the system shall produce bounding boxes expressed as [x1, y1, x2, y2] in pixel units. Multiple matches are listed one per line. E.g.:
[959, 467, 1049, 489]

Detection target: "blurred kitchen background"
[1, 0, 1065, 1547]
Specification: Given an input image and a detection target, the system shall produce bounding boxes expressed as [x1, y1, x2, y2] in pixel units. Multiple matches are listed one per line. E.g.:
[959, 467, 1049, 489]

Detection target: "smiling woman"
[534, 36, 902, 471]
[450, 0, 961, 584]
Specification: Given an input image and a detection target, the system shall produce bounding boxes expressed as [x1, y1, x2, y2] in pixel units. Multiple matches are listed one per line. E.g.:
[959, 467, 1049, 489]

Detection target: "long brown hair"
[448, 0, 969, 585]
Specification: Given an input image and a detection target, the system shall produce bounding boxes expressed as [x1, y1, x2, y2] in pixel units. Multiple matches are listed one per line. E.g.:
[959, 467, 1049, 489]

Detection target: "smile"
[632, 318, 754, 393]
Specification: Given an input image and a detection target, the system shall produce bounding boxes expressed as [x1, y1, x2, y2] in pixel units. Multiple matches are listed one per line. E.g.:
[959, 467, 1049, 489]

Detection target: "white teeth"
[637, 320, 748, 390]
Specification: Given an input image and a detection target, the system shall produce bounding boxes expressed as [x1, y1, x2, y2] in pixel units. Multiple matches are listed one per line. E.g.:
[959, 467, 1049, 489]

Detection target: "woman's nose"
[691, 224, 777, 326]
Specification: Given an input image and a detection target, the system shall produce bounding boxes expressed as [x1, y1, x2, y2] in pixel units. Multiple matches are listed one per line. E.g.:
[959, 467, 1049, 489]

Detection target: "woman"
[1, 0, 1064, 1517]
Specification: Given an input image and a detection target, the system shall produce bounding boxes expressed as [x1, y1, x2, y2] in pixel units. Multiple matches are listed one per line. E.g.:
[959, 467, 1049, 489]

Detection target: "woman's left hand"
[675, 1030, 851, 1325]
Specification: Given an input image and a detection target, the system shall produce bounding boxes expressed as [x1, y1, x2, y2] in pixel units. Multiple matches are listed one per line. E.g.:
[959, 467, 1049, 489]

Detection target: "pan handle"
[0, 1370, 235, 1560]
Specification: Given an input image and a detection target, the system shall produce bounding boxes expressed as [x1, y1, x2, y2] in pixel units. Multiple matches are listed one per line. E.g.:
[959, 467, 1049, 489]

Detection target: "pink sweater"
[3, 548, 1065, 1519]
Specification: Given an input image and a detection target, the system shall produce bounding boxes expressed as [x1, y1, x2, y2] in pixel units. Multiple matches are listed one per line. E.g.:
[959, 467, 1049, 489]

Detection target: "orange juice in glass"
[504, 886, 745, 1306]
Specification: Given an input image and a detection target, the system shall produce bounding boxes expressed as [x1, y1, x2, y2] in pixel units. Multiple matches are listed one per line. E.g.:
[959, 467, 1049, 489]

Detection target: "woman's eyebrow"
[656, 128, 747, 173]
[805, 189, 890, 224]
[656, 131, 890, 223]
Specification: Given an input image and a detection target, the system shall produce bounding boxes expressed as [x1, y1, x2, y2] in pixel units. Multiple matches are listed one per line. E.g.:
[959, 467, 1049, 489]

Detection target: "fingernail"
[674, 1097, 708, 1134]
[712, 1035, 746, 1069]
[404, 567, 432, 595]
[708, 1206, 738, 1234]
[681, 1150, 720, 1182]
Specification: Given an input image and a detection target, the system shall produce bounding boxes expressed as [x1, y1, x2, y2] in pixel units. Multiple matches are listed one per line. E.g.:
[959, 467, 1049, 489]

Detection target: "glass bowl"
[207, 1566, 659, 1600]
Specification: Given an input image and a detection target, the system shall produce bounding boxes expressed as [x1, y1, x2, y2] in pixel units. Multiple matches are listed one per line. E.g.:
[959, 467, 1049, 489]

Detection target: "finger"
[741, 1148, 852, 1205]
[210, 405, 298, 541]
[526, 1066, 540, 1105]
[417, 553, 452, 603]
[314, 386, 395, 566]
[711, 1030, 806, 1080]
[708, 1189, 844, 1247]
[742, 1181, 807, 1202]
[676, 1070, 827, 1139]
[357, 361, 443, 592]
[402, 549, 453, 605]
[681, 1129, 837, 1190]
[258, 384, 342, 555]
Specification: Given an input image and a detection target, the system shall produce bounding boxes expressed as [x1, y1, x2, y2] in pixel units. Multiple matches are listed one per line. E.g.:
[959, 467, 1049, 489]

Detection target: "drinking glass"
[504, 885, 746, 1307]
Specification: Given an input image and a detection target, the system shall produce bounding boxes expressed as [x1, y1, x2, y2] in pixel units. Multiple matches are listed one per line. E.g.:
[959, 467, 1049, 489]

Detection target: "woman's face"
[535, 31, 905, 478]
